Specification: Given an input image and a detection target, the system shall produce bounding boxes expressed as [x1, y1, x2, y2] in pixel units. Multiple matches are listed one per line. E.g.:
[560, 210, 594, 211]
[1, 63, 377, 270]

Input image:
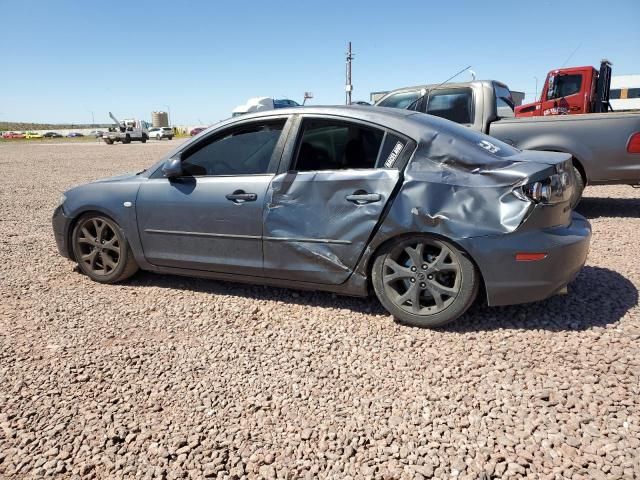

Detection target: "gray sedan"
[52, 106, 591, 327]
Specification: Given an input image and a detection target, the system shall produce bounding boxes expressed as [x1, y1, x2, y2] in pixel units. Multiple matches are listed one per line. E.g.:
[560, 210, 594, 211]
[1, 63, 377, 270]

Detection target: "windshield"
[494, 84, 515, 118]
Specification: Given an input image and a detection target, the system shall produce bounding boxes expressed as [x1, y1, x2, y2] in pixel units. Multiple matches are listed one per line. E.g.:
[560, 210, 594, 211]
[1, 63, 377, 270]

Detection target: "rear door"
[263, 116, 412, 284]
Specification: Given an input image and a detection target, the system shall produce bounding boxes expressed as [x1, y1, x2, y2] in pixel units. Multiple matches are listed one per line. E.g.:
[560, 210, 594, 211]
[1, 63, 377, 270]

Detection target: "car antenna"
[408, 65, 472, 111]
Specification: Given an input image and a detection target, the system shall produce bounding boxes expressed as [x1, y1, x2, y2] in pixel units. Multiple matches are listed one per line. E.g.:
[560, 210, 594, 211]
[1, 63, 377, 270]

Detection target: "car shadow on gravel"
[125, 266, 636, 332]
[577, 196, 640, 219]
[445, 266, 637, 333]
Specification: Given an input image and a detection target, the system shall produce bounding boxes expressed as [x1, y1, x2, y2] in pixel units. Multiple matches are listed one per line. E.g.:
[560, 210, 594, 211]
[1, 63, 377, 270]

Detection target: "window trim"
[150, 115, 293, 179]
[278, 114, 415, 174]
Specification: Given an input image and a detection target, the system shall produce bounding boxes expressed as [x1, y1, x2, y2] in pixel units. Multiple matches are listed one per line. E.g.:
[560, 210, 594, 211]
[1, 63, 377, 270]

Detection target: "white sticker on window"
[478, 140, 500, 154]
[384, 141, 405, 168]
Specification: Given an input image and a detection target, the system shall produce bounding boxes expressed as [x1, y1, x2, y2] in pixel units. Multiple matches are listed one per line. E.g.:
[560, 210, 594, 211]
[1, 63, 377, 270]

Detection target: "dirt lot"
[0, 141, 639, 479]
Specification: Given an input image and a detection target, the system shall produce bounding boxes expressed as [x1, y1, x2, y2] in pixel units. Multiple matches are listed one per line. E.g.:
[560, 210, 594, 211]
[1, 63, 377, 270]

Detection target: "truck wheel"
[123, 135, 131, 144]
[371, 235, 479, 328]
[104, 139, 114, 145]
[141, 135, 147, 144]
[571, 166, 585, 209]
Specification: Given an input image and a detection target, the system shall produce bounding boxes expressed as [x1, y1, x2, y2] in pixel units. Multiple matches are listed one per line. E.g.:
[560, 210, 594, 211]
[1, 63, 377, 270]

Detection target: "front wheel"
[71, 214, 139, 283]
[156, 134, 161, 140]
[371, 235, 478, 328]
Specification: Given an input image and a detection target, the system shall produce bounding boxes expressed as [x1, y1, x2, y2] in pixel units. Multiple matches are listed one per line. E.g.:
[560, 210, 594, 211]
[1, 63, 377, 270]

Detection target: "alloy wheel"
[382, 239, 461, 315]
[75, 217, 121, 277]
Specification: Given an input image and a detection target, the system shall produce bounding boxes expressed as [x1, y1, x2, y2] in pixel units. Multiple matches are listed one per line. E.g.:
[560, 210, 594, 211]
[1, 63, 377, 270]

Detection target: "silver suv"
[148, 127, 174, 140]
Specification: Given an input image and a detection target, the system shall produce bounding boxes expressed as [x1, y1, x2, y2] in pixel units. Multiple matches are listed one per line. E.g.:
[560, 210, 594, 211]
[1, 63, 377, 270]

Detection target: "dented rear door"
[262, 168, 401, 284]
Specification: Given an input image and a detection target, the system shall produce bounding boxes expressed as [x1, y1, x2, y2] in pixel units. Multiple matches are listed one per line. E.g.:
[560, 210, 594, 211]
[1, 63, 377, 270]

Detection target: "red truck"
[516, 60, 613, 117]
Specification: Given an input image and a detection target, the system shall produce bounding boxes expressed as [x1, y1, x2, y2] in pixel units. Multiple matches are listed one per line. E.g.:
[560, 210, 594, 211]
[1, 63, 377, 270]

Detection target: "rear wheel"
[71, 214, 138, 283]
[104, 138, 114, 145]
[372, 235, 478, 328]
[123, 135, 131, 144]
[156, 134, 161, 140]
[570, 165, 585, 209]
[141, 135, 147, 143]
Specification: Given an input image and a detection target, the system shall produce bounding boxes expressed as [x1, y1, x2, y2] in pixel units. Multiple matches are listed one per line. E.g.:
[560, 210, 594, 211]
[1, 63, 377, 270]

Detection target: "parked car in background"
[2, 132, 25, 139]
[25, 131, 43, 139]
[190, 127, 206, 136]
[375, 80, 640, 207]
[148, 127, 174, 140]
[67, 132, 84, 138]
[52, 106, 590, 328]
[43, 132, 63, 138]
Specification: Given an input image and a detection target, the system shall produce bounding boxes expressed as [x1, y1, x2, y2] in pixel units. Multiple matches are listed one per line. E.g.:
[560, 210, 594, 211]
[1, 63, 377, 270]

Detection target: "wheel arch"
[363, 231, 488, 303]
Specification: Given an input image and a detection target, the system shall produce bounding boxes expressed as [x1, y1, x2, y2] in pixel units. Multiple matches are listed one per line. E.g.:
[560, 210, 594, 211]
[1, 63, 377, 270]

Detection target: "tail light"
[515, 159, 574, 204]
[627, 132, 640, 153]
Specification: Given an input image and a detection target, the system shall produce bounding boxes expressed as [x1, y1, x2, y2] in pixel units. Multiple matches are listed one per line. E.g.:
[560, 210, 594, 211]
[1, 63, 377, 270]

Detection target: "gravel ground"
[0, 141, 639, 480]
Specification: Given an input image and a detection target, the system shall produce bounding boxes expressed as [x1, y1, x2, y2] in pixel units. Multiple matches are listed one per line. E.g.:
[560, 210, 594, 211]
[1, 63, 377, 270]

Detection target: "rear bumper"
[460, 212, 591, 306]
[52, 205, 73, 259]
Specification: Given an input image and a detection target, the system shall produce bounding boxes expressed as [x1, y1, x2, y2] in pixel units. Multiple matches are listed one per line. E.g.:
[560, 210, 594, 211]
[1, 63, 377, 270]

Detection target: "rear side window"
[377, 90, 421, 109]
[181, 121, 285, 176]
[292, 119, 384, 171]
[425, 88, 473, 124]
[609, 89, 621, 100]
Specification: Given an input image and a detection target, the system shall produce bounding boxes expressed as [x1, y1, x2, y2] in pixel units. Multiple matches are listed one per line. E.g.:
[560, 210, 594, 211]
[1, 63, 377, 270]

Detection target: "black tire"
[123, 135, 131, 144]
[71, 214, 138, 284]
[141, 135, 147, 144]
[168, 136, 173, 141]
[371, 235, 478, 328]
[104, 139, 114, 145]
[570, 165, 585, 209]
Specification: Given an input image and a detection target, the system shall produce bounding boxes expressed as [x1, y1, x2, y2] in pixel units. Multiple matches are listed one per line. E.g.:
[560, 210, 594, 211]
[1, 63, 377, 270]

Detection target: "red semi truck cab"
[516, 61, 612, 117]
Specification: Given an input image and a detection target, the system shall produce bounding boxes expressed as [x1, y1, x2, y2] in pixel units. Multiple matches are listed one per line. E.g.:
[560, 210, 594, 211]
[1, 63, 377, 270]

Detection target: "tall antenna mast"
[345, 42, 353, 105]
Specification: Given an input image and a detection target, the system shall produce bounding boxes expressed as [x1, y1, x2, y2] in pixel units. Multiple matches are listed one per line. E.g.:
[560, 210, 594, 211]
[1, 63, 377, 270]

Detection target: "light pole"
[163, 104, 171, 127]
[88, 110, 95, 128]
[534, 77, 538, 101]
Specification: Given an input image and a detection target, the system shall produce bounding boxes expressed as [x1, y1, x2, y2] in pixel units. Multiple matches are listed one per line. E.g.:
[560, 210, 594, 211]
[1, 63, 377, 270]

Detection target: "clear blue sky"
[1, 0, 638, 125]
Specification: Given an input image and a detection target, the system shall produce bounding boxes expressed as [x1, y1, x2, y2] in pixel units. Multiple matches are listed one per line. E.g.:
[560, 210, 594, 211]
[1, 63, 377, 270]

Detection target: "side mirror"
[162, 157, 183, 178]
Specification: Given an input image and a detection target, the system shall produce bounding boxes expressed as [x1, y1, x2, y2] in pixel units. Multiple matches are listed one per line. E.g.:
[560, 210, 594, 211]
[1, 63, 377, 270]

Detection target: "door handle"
[226, 190, 257, 203]
[346, 192, 382, 204]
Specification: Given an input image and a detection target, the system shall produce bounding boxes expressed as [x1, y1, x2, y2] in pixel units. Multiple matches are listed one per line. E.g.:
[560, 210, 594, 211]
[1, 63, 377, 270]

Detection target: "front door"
[541, 73, 584, 115]
[263, 117, 408, 284]
[137, 119, 287, 276]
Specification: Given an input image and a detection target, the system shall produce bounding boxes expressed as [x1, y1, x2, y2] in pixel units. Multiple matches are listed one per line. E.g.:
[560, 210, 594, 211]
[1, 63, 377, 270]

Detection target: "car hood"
[91, 172, 141, 184]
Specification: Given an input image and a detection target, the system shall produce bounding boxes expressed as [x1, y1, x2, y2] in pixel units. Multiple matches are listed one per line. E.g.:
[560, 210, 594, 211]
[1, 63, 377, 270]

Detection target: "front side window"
[181, 121, 285, 176]
[609, 89, 621, 100]
[547, 74, 582, 100]
[377, 90, 421, 109]
[293, 119, 384, 171]
[425, 88, 474, 124]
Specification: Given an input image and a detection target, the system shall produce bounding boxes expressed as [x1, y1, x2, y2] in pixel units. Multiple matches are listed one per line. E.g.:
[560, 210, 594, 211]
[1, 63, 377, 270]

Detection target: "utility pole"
[345, 41, 353, 105]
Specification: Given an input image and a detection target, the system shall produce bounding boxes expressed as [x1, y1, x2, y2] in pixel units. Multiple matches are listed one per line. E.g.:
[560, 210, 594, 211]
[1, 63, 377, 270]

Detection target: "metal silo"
[151, 111, 169, 127]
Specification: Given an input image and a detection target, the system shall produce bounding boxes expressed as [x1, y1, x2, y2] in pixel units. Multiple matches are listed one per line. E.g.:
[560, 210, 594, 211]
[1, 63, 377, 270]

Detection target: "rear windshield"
[377, 90, 421, 109]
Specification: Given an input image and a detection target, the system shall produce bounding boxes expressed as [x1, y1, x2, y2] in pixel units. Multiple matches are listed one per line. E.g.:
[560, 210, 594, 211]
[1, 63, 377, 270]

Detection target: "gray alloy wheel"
[372, 235, 478, 328]
[71, 214, 138, 283]
[156, 134, 161, 140]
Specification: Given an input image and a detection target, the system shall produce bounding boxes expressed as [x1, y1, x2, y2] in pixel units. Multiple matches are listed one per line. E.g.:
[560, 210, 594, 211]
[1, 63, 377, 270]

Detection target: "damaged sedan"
[52, 106, 591, 327]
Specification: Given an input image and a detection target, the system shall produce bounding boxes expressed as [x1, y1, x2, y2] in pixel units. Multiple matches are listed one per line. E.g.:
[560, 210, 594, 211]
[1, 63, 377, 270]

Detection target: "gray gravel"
[1, 141, 639, 479]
